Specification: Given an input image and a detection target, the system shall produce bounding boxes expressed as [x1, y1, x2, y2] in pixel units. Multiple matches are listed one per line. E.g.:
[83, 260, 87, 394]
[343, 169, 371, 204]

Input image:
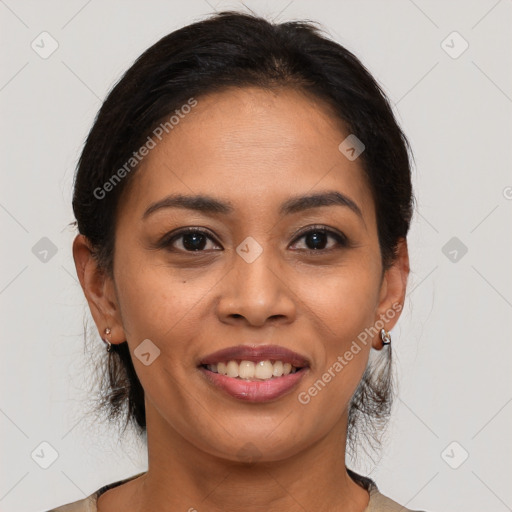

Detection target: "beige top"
[44, 470, 426, 512]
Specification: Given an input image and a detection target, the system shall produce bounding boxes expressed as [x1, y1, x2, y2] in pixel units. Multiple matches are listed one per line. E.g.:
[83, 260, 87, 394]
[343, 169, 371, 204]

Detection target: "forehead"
[119, 86, 374, 222]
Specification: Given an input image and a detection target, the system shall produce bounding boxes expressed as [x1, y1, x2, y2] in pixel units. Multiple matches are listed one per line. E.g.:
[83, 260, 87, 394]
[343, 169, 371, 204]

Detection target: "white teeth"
[255, 360, 274, 379]
[239, 360, 255, 379]
[226, 360, 239, 378]
[272, 360, 284, 377]
[205, 360, 301, 380]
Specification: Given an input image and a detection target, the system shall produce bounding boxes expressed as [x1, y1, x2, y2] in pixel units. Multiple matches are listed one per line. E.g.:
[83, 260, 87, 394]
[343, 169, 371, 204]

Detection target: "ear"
[372, 238, 410, 350]
[72, 234, 126, 346]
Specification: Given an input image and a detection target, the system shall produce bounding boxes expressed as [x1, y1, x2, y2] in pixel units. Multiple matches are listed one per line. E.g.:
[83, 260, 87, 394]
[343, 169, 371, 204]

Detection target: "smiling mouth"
[201, 360, 306, 381]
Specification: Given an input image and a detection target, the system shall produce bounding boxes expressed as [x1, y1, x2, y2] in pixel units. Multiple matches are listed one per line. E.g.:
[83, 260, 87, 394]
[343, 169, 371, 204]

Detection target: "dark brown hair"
[71, 11, 413, 455]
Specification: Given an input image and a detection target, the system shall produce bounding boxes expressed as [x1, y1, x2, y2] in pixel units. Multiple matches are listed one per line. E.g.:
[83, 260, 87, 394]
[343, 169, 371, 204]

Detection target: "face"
[75, 86, 408, 462]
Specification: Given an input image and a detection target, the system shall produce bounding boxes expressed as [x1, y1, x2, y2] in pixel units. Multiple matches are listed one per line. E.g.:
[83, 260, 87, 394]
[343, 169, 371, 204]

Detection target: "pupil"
[306, 231, 327, 250]
[183, 233, 206, 251]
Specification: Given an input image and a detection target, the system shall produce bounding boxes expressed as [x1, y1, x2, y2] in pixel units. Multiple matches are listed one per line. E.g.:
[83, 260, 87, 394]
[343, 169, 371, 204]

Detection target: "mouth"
[199, 344, 309, 379]
[201, 359, 304, 379]
[198, 345, 309, 402]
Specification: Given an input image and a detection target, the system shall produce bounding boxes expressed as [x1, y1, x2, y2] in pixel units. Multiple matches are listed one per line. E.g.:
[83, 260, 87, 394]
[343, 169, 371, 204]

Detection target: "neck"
[126, 402, 370, 512]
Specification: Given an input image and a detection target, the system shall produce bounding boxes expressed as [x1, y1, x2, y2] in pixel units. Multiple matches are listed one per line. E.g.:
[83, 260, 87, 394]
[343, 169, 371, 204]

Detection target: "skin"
[73, 86, 409, 512]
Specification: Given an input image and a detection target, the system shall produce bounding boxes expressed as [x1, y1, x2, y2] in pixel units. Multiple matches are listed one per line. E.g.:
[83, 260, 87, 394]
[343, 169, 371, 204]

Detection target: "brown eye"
[290, 226, 348, 253]
[180, 232, 208, 251]
[161, 228, 222, 252]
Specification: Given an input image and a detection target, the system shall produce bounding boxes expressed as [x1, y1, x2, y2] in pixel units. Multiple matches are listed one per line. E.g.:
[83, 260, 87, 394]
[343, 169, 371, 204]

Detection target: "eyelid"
[158, 224, 350, 253]
[158, 227, 223, 250]
[289, 224, 349, 247]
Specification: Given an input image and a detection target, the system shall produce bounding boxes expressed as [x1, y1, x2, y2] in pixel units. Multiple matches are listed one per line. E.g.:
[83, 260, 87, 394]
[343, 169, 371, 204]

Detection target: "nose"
[215, 247, 297, 327]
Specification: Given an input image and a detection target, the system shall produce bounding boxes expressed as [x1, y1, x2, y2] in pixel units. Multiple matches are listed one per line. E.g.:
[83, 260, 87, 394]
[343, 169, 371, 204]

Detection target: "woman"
[48, 11, 426, 512]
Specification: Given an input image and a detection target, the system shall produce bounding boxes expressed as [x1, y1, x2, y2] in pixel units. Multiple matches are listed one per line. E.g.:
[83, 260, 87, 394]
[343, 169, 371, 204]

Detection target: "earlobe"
[72, 234, 125, 344]
[372, 238, 410, 350]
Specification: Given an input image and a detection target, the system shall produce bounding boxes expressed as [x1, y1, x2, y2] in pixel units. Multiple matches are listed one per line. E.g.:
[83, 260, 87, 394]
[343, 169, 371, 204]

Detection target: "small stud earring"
[380, 328, 391, 346]
[102, 327, 112, 352]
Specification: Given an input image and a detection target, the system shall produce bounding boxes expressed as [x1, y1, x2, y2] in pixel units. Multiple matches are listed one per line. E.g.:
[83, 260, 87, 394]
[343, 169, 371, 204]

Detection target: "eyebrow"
[142, 190, 363, 220]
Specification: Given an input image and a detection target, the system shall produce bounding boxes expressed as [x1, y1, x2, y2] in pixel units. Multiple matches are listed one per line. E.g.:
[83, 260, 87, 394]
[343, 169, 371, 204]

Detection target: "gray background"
[1, 1, 511, 511]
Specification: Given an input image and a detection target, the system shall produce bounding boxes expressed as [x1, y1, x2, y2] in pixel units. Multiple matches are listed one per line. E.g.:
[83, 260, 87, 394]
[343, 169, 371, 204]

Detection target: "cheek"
[293, 256, 381, 409]
[112, 251, 213, 343]
[297, 255, 382, 339]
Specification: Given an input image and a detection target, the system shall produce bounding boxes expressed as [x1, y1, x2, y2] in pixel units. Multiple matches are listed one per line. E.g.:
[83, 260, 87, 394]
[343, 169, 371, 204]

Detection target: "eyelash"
[159, 225, 349, 255]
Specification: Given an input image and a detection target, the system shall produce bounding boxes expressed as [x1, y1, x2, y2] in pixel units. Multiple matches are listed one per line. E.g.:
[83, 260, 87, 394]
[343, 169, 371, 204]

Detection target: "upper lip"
[199, 345, 310, 368]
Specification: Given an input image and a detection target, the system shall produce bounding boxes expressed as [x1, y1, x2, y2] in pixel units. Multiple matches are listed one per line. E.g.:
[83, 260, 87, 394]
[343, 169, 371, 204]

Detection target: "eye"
[161, 228, 222, 252]
[158, 225, 348, 253]
[289, 225, 348, 253]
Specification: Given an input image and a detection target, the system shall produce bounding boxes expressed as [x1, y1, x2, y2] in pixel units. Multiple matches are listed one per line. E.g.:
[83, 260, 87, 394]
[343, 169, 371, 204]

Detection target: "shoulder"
[42, 471, 147, 512]
[348, 469, 429, 512]
[42, 494, 97, 512]
[368, 487, 428, 512]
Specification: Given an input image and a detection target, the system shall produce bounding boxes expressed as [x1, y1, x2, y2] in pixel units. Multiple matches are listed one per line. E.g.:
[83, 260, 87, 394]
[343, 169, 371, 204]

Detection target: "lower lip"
[199, 366, 308, 402]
